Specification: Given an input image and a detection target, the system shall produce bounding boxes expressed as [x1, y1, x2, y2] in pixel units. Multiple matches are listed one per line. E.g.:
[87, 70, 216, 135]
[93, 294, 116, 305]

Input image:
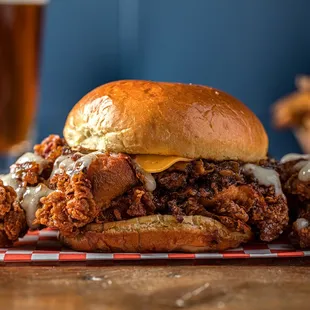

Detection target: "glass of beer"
[0, 0, 48, 172]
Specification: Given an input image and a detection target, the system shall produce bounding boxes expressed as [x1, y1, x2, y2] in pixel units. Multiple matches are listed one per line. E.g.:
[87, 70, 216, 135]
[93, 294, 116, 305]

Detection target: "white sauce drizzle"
[295, 218, 309, 231]
[293, 160, 309, 171]
[133, 162, 157, 192]
[50, 155, 74, 178]
[0, 152, 52, 229]
[280, 153, 310, 164]
[71, 152, 102, 176]
[242, 164, 284, 197]
[50, 151, 102, 179]
[0, 173, 53, 228]
[0, 174, 26, 200]
[280, 153, 310, 182]
[299, 162, 310, 182]
[21, 184, 53, 228]
[14, 152, 48, 173]
[141, 171, 157, 192]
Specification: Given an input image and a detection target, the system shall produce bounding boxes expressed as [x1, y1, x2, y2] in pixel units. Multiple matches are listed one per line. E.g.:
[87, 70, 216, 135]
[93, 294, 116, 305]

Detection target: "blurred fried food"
[272, 75, 310, 153]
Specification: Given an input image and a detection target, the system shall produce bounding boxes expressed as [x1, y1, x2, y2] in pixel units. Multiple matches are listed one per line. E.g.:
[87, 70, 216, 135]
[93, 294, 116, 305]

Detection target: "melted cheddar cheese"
[134, 155, 192, 173]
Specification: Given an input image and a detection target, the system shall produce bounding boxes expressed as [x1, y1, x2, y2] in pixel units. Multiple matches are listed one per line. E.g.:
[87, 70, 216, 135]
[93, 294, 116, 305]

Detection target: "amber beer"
[0, 0, 47, 156]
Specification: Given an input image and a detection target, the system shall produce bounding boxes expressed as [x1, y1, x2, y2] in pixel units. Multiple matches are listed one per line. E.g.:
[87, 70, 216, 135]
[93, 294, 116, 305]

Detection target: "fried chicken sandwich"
[0, 80, 289, 252]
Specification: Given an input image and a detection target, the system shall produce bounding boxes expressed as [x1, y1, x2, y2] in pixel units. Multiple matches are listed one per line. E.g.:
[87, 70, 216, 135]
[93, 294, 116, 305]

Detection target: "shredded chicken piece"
[97, 187, 156, 223]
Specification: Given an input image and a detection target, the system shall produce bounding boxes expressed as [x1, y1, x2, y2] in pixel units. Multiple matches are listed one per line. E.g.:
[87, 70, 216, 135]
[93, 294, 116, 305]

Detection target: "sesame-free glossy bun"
[64, 80, 268, 162]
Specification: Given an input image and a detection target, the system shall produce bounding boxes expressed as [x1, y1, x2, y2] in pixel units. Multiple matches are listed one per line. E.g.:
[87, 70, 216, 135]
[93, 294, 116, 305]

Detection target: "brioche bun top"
[64, 80, 268, 162]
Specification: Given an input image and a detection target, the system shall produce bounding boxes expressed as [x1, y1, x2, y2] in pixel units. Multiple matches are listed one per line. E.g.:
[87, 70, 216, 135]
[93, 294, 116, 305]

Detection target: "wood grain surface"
[0, 259, 310, 310]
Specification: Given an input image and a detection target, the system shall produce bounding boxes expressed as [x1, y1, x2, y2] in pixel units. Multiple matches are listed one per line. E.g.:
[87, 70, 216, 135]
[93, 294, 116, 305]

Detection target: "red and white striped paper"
[0, 229, 308, 262]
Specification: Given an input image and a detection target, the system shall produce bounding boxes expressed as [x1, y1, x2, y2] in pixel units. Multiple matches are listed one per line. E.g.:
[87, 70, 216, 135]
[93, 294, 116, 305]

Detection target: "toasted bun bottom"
[60, 215, 252, 253]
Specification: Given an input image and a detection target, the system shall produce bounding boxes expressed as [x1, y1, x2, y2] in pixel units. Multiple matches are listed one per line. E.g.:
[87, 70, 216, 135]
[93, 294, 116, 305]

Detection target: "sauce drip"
[15, 152, 48, 173]
[21, 184, 53, 228]
[0, 152, 52, 228]
[0, 173, 25, 200]
[133, 162, 157, 192]
[243, 164, 284, 197]
[280, 153, 310, 164]
[50, 155, 74, 178]
[0, 173, 52, 229]
[295, 218, 309, 231]
[50, 151, 102, 178]
[280, 153, 310, 182]
[140, 170, 156, 192]
[299, 162, 310, 182]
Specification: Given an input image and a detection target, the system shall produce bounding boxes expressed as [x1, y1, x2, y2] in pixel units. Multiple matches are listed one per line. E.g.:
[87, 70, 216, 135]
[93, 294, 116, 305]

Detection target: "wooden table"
[0, 259, 309, 310]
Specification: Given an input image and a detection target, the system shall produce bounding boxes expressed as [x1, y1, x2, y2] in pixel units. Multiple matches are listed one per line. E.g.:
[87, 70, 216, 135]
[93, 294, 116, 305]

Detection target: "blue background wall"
[38, 0, 119, 138]
[38, 0, 310, 159]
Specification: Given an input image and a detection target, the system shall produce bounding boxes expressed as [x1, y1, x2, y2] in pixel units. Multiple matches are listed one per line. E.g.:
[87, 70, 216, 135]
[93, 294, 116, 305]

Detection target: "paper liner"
[0, 228, 308, 262]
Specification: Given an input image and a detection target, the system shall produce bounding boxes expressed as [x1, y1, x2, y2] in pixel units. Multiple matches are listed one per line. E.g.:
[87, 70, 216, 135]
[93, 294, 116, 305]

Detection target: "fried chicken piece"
[97, 187, 156, 223]
[202, 185, 255, 221]
[279, 160, 310, 247]
[34, 190, 70, 234]
[87, 153, 138, 208]
[11, 162, 42, 186]
[0, 180, 27, 246]
[127, 189, 155, 217]
[35, 173, 97, 237]
[250, 192, 288, 242]
[5, 150, 50, 187]
[280, 160, 310, 201]
[180, 196, 251, 235]
[291, 203, 310, 248]
[167, 199, 185, 222]
[294, 226, 310, 248]
[286, 183, 310, 248]
[34, 134, 67, 163]
[201, 185, 288, 242]
[156, 172, 187, 190]
[284, 176, 310, 202]
[35, 153, 138, 236]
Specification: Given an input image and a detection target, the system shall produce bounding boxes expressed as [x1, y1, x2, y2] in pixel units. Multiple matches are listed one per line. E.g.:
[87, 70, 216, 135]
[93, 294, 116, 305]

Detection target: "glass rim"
[0, 0, 49, 4]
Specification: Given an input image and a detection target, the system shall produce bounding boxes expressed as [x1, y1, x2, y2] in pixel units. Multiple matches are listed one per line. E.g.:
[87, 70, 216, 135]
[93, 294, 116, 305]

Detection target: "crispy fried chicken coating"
[0, 180, 27, 245]
[35, 173, 97, 237]
[34, 134, 68, 163]
[279, 160, 310, 247]
[11, 162, 43, 186]
[86, 154, 138, 208]
[35, 153, 138, 236]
